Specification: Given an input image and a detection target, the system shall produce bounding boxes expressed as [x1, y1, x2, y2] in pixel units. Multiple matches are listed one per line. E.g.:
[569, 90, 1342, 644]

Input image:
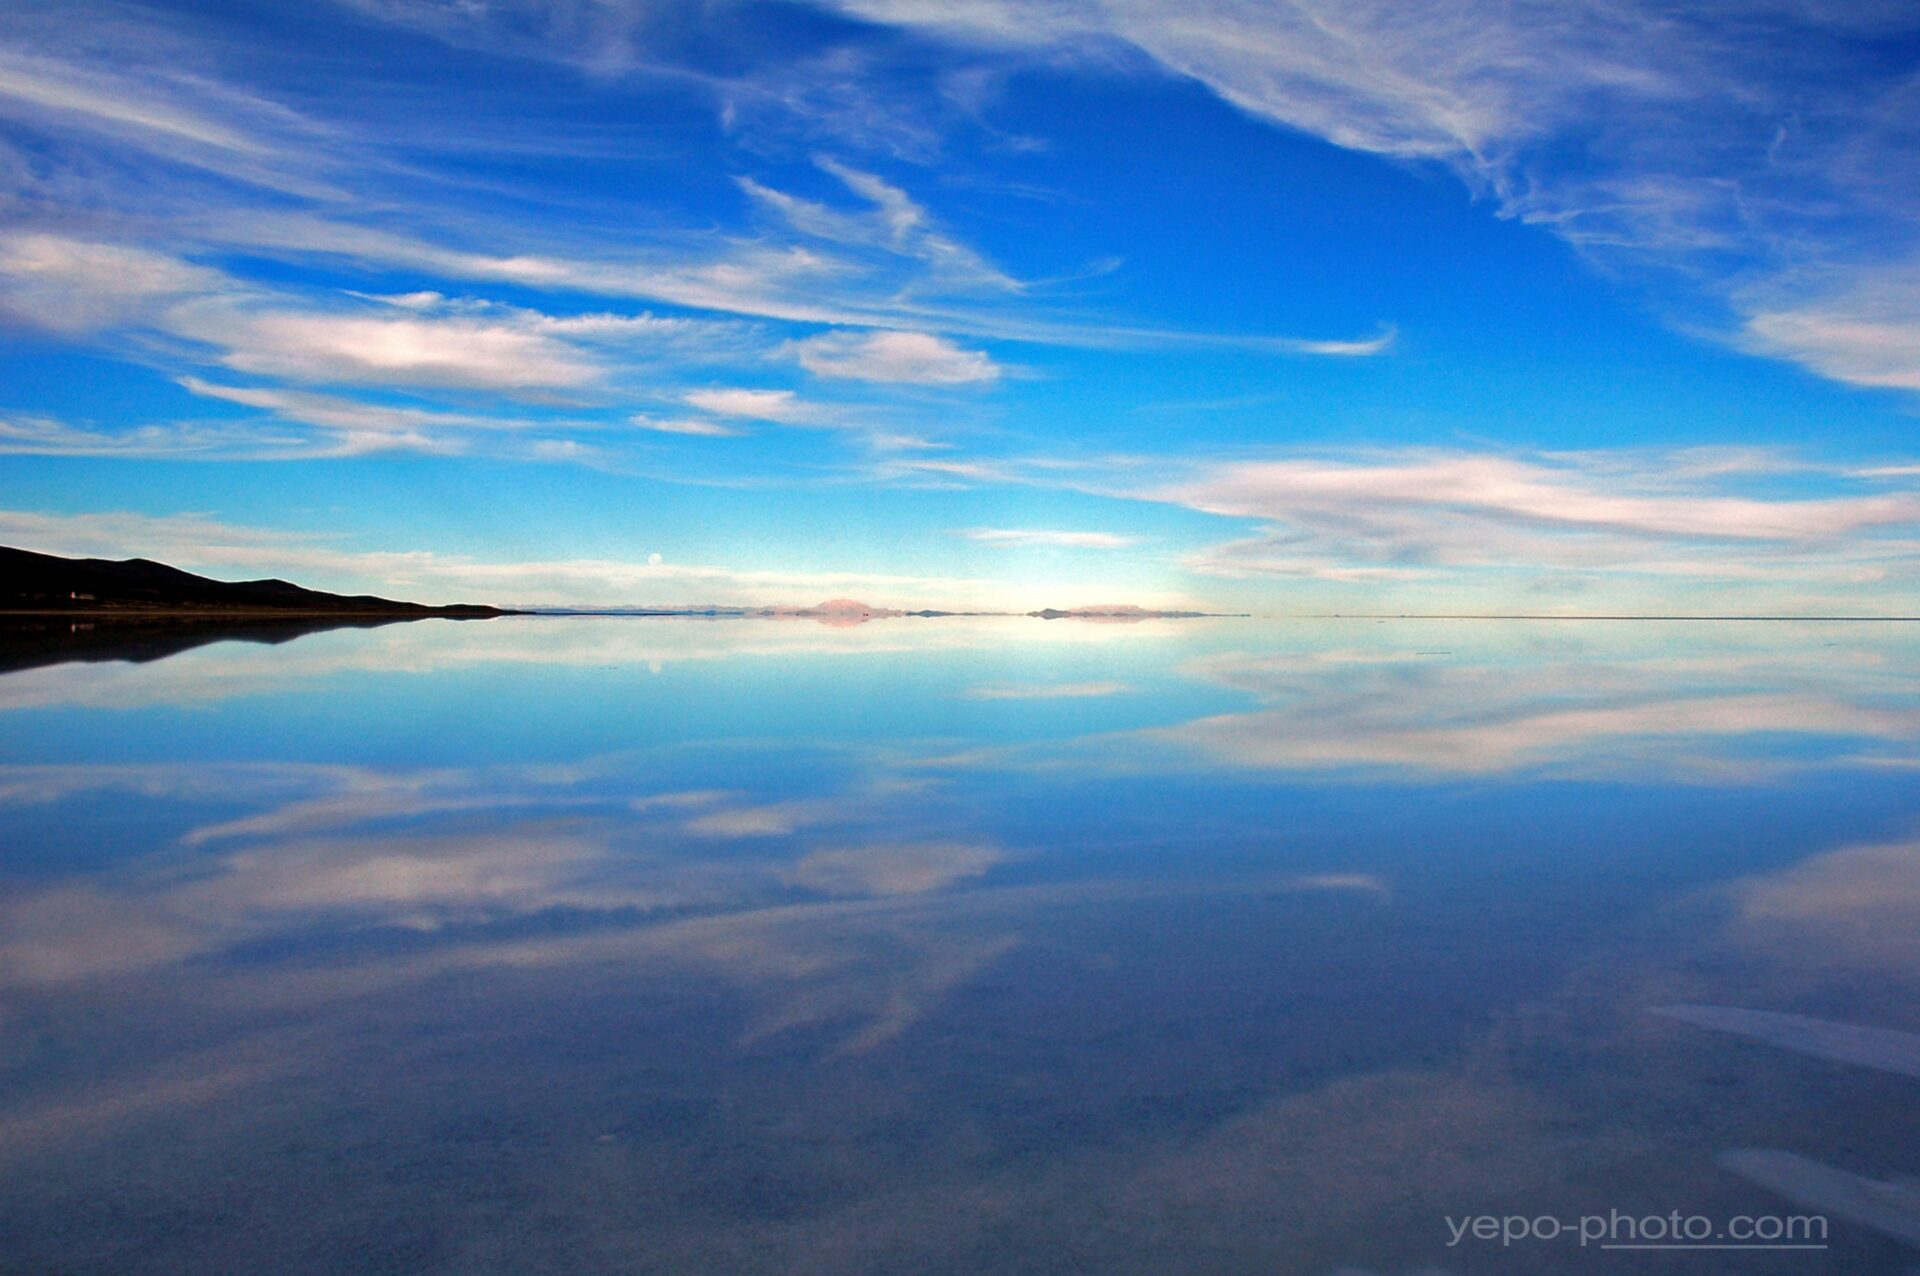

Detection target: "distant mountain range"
[1, 547, 1231, 621]
[528, 599, 1227, 622]
[0, 547, 507, 617]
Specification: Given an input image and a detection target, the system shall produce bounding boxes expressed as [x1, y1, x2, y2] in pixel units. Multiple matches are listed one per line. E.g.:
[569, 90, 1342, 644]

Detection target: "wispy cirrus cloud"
[0, 12, 1390, 356]
[175, 378, 556, 436]
[739, 157, 1018, 295]
[176, 197, 1373, 356]
[0, 39, 343, 198]
[820, 0, 1920, 394]
[1139, 448, 1920, 605]
[0, 412, 319, 459]
[0, 1, 1401, 513]
[628, 414, 743, 438]
[0, 48, 273, 156]
[1162, 452, 1920, 543]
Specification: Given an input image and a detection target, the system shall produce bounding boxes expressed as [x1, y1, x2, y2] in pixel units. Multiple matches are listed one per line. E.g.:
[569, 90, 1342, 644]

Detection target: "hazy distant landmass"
[529, 598, 1232, 623]
[0, 547, 508, 617]
[1027, 604, 1217, 621]
[524, 599, 932, 620]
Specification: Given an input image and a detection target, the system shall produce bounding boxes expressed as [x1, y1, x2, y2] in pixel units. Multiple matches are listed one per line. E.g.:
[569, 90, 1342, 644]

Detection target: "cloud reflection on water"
[5, 617, 1920, 1271]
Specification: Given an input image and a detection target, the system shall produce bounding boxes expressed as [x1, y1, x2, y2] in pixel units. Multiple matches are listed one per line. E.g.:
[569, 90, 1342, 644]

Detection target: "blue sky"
[3, 0, 1920, 611]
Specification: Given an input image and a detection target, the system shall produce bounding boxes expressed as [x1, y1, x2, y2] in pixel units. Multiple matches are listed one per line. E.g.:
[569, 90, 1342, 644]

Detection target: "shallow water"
[4, 614, 1920, 1273]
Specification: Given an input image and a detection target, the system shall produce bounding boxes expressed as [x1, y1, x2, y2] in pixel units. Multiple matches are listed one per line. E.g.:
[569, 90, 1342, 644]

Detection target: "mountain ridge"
[0, 546, 508, 617]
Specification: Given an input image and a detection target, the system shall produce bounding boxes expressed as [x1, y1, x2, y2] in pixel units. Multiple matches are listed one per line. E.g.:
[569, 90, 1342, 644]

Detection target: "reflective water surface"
[5, 615, 1920, 1273]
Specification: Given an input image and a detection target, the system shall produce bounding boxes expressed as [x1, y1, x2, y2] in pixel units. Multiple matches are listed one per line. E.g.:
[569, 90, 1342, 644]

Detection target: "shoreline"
[0, 608, 511, 620]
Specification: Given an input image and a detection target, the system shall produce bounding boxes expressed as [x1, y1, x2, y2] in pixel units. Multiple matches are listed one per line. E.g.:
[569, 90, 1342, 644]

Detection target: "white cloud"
[684, 387, 798, 417]
[0, 232, 762, 405]
[0, 230, 768, 452]
[0, 233, 221, 332]
[1740, 275, 1920, 392]
[683, 387, 837, 425]
[963, 527, 1136, 549]
[168, 303, 601, 390]
[796, 329, 999, 384]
